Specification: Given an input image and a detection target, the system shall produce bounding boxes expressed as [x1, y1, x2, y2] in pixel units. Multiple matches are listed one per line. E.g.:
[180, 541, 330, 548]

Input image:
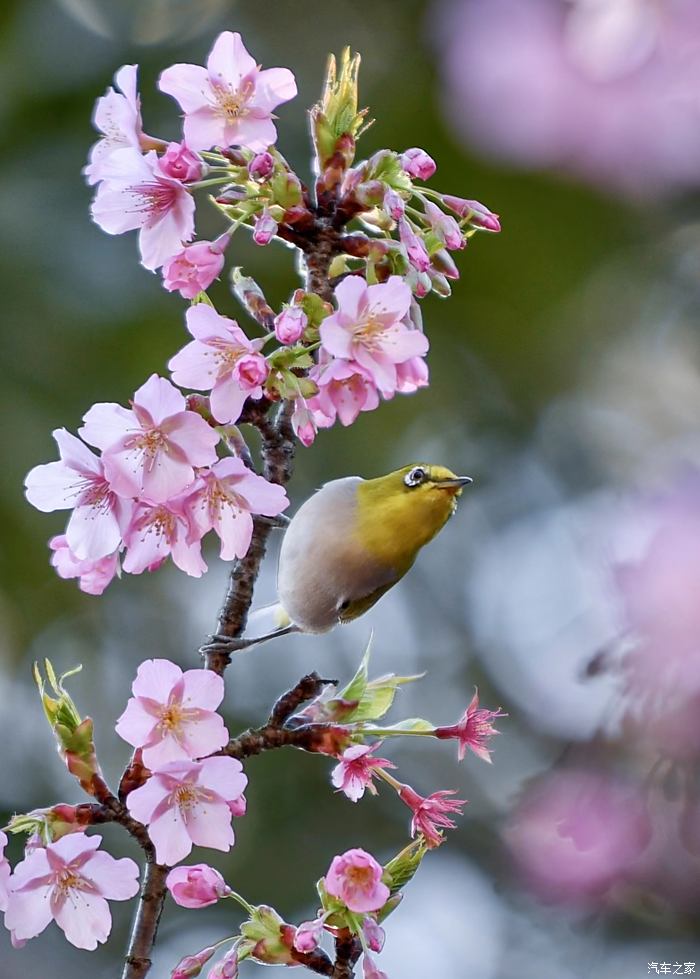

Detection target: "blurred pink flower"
[126, 757, 247, 866]
[400, 147, 436, 181]
[293, 917, 324, 953]
[398, 784, 466, 848]
[25, 428, 130, 560]
[84, 64, 143, 186]
[309, 357, 380, 428]
[424, 202, 464, 251]
[324, 848, 390, 913]
[158, 31, 297, 152]
[363, 954, 389, 979]
[159, 142, 204, 183]
[443, 196, 501, 232]
[331, 743, 395, 802]
[435, 689, 505, 762]
[0, 832, 10, 912]
[116, 658, 228, 768]
[90, 148, 195, 270]
[166, 864, 230, 908]
[362, 917, 385, 953]
[504, 768, 652, 903]
[252, 208, 278, 245]
[5, 833, 139, 949]
[122, 499, 206, 577]
[398, 219, 431, 273]
[169, 306, 265, 424]
[49, 535, 120, 595]
[438, 0, 700, 198]
[162, 239, 228, 299]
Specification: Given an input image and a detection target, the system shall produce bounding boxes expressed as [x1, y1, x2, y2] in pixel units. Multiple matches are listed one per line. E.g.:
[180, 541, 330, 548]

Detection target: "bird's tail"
[243, 601, 292, 637]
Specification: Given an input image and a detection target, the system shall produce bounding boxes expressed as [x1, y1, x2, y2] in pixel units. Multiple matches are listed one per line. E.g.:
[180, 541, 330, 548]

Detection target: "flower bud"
[159, 142, 204, 183]
[442, 195, 501, 232]
[162, 239, 227, 299]
[239, 905, 296, 965]
[7, 803, 95, 844]
[166, 864, 231, 909]
[311, 48, 368, 170]
[171, 945, 217, 978]
[233, 352, 269, 390]
[293, 917, 324, 953]
[252, 209, 278, 246]
[270, 171, 302, 208]
[248, 152, 275, 180]
[274, 306, 308, 345]
[400, 147, 436, 181]
[383, 188, 405, 221]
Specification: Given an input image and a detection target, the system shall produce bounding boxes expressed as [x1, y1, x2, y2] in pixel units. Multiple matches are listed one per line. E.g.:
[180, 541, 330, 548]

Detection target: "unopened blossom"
[384, 187, 405, 221]
[443, 195, 501, 232]
[166, 864, 230, 909]
[320, 276, 428, 396]
[331, 743, 395, 802]
[4, 832, 139, 950]
[0, 832, 10, 912]
[158, 31, 297, 152]
[324, 848, 390, 913]
[274, 306, 307, 345]
[249, 151, 275, 180]
[210, 948, 239, 978]
[168, 305, 265, 424]
[80, 374, 219, 503]
[122, 499, 207, 578]
[91, 148, 195, 270]
[309, 358, 380, 428]
[25, 428, 131, 560]
[162, 238, 228, 299]
[159, 142, 204, 182]
[400, 147, 436, 181]
[252, 208, 277, 245]
[293, 917, 324, 953]
[398, 219, 431, 273]
[116, 658, 228, 768]
[229, 794, 247, 818]
[291, 395, 318, 447]
[172, 945, 217, 978]
[183, 457, 289, 561]
[363, 954, 389, 979]
[233, 352, 269, 389]
[424, 201, 464, 250]
[435, 689, 505, 762]
[362, 917, 385, 954]
[126, 757, 248, 866]
[398, 784, 466, 848]
[85, 64, 144, 185]
[49, 535, 120, 595]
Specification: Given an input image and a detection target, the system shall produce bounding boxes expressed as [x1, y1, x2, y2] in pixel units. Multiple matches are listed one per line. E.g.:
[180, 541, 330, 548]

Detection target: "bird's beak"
[435, 475, 473, 491]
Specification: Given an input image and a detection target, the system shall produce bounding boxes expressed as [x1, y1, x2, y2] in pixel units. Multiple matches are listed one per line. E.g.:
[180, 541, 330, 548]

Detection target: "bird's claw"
[199, 633, 255, 657]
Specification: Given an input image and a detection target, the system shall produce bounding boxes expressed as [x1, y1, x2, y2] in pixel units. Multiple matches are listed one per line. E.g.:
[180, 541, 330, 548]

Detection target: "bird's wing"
[338, 575, 400, 623]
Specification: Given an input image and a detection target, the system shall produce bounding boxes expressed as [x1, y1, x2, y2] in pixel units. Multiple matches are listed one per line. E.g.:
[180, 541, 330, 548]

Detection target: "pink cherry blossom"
[80, 374, 219, 503]
[274, 306, 307, 345]
[394, 356, 429, 395]
[398, 219, 431, 273]
[126, 757, 247, 866]
[424, 201, 464, 250]
[252, 208, 278, 245]
[183, 457, 289, 561]
[49, 535, 120, 595]
[324, 848, 390, 913]
[249, 151, 275, 180]
[291, 395, 318, 447]
[309, 358, 380, 428]
[116, 659, 228, 768]
[293, 917, 324, 953]
[159, 142, 204, 182]
[91, 148, 195, 270]
[398, 784, 466, 848]
[172, 945, 217, 978]
[0, 832, 10, 913]
[158, 31, 297, 152]
[331, 743, 395, 802]
[162, 237, 229, 299]
[122, 499, 207, 577]
[4, 833, 139, 950]
[443, 196, 501, 232]
[320, 276, 428, 395]
[362, 917, 385, 954]
[210, 947, 239, 979]
[168, 306, 265, 424]
[233, 352, 269, 389]
[363, 954, 389, 979]
[383, 188, 405, 221]
[25, 428, 130, 560]
[400, 147, 436, 181]
[166, 864, 230, 908]
[84, 65, 144, 186]
[435, 689, 506, 762]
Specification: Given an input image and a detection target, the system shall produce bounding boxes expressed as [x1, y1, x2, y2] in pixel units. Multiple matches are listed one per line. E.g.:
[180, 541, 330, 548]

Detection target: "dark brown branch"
[122, 861, 169, 979]
[332, 933, 363, 979]
[267, 671, 335, 726]
[220, 720, 348, 760]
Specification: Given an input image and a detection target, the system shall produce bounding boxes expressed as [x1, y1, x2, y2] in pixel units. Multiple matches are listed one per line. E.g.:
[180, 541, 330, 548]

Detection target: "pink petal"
[367, 276, 412, 323]
[320, 316, 354, 359]
[231, 472, 289, 516]
[140, 453, 195, 504]
[52, 832, 102, 865]
[170, 535, 208, 577]
[66, 505, 122, 561]
[53, 889, 112, 949]
[230, 116, 278, 153]
[183, 109, 226, 153]
[132, 658, 182, 701]
[180, 669, 225, 712]
[91, 184, 146, 234]
[24, 461, 84, 512]
[210, 377, 249, 425]
[115, 698, 159, 748]
[141, 735, 193, 770]
[82, 851, 140, 900]
[207, 31, 257, 86]
[178, 711, 229, 759]
[215, 506, 253, 561]
[186, 305, 246, 344]
[7, 847, 51, 890]
[184, 797, 235, 852]
[4, 884, 53, 941]
[168, 340, 219, 391]
[133, 374, 185, 424]
[158, 63, 210, 113]
[53, 428, 102, 476]
[126, 775, 171, 824]
[79, 402, 135, 451]
[148, 807, 193, 866]
[166, 411, 219, 466]
[334, 275, 368, 321]
[138, 195, 195, 271]
[254, 67, 298, 111]
[198, 757, 248, 802]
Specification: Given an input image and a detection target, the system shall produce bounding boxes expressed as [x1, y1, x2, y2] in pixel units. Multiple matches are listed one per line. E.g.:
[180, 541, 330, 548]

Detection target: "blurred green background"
[3, 1, 700, 977]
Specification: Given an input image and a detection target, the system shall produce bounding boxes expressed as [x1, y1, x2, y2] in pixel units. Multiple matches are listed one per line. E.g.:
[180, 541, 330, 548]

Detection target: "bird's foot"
[198, 623, 300, 658]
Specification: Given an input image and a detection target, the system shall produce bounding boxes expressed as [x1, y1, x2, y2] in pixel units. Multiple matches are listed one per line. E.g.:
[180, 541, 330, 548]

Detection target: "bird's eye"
[404, 466, 427, 488]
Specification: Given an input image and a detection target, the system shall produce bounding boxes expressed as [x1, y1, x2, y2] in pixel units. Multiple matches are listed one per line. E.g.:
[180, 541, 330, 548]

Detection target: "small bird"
[201, 463, 472, 654]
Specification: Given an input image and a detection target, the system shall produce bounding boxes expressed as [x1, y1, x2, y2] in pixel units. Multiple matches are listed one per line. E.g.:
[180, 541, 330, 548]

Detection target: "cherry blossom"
[0, 832, 10, 912]
[172, 945, 217, 978]
[158, 31, 297, 152]
[362, 917, 385, 953]
[49, 535, 120, 595]
[183, 457, 289, 561]
[291, 395, 318, 447]
[162, 238, 228, 299]
[126, 757, 248, 866]
[166, 864, 230, 908]
[274, 306, 307, 345]
[249, 152, 275, 180]
[168, 306, 266, 424]
[400, 147, 436, 181]
[324, 848, 390, 913]
[159, 142, 204, 183]
[331, 743, 394, 802]
[84, 65, 144, 186]
[398, 219, 431, 273]
[394, 356, 429, 395]
[4, 833, 139, 950]
[252, 208, 277, 245]
[363, 954, 389, 979]
[80, 374, 219, 503]
[424, 202, 464, 251]
[90, 148, 195, 270]
[309, 358, 380, 428]
[122, 499, 207, 577]
[397, 784, 466, 848]
[320, 276, 427, 396]
[24, 428, 130, 561]
[435, 689, 505, 762]
[293, 917, 324, 953]
[116, 659, 228, 768]
[443, 195, 501, 232]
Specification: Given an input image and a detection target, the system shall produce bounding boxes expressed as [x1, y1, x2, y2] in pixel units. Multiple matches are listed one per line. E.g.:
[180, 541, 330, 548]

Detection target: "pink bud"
[228, 794, 247, 817]
[362, 917, 385, 953]
[399, 218, 431, 273]
[274, 306, 308, 345]
[443, 196, 501, 232]
[249, 152, 275, 180]
[171, 945, 217, 978]
[233, 352, 269, 390]
[384, 188, 405, 220]
[166, 864, 230, 909]
[253, 208, 278, 245]
[162, 240, 226, 299]
[293, 918, 324, 953]
[159, 142, 204, 183]
[400, 147, 436, 181]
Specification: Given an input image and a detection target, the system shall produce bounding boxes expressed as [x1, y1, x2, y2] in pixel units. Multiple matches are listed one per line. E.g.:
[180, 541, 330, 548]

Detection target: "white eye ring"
[404, 466, 427, 487]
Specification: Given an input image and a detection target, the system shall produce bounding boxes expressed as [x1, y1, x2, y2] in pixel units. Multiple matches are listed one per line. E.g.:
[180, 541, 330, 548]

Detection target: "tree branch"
[331, 933, 363, 979]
